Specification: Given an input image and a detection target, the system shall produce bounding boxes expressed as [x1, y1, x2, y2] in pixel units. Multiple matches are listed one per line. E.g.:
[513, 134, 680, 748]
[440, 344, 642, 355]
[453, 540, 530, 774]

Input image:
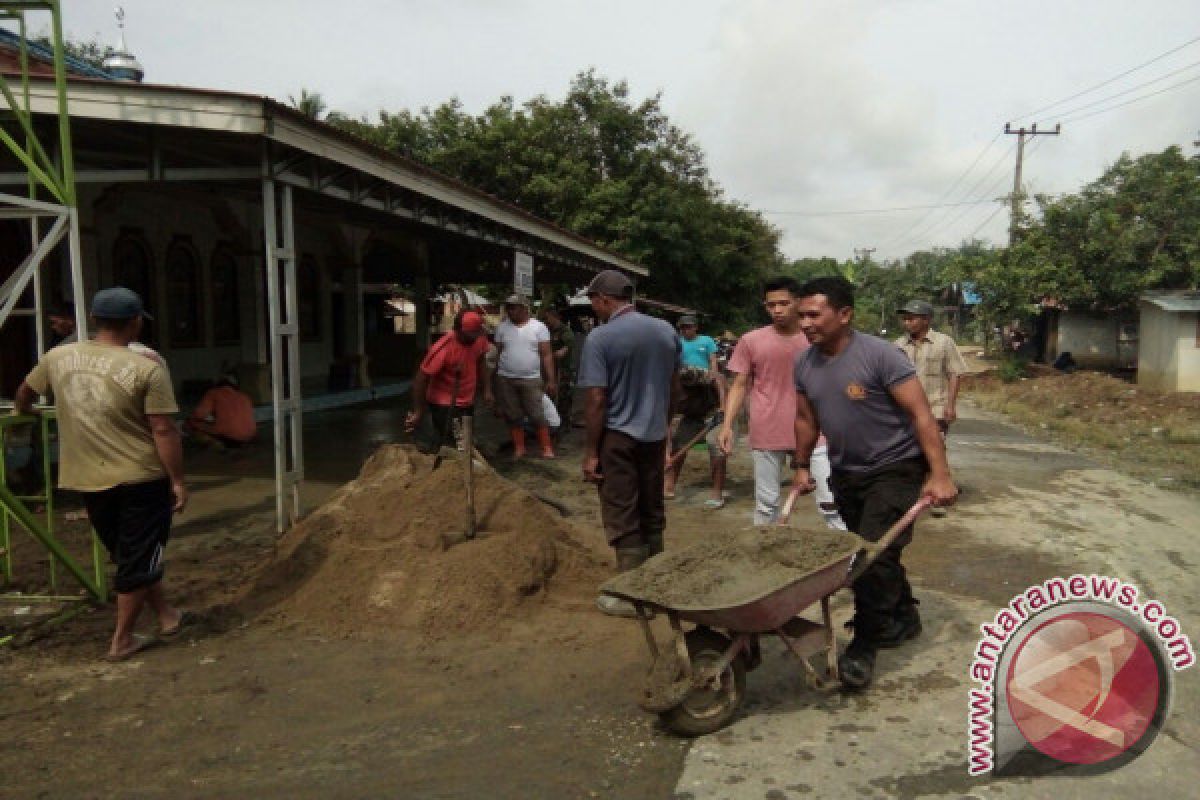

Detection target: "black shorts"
[83, 478, 173, 593]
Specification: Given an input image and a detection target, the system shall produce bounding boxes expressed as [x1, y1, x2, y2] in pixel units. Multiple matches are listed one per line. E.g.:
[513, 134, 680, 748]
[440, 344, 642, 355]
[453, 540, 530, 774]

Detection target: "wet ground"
[2, 400, 1197, 798]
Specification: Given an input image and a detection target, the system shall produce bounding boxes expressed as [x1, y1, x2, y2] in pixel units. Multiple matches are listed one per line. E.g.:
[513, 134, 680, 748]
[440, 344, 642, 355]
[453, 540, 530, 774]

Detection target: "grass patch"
[964, 368, 1200, 491]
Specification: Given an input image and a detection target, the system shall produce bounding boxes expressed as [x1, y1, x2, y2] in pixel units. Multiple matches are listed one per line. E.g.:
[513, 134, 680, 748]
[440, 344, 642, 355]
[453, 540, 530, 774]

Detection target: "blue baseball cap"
[91, 287, 153, 320]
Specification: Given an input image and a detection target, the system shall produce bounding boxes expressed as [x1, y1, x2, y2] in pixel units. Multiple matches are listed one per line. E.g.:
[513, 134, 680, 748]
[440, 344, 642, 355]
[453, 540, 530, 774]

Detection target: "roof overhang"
[1, 76, 648, 278]
[1141, 291, 1200, 313]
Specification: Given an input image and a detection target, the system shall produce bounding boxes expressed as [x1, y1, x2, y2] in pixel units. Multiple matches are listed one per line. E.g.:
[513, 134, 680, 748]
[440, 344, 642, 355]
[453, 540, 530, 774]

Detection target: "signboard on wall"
[514, 251, 534, 296]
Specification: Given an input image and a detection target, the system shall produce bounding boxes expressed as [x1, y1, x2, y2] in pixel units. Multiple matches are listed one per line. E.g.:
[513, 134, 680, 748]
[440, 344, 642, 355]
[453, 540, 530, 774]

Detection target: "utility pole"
[1004, 122, 1060, 245]
[853, 247, 876, 264]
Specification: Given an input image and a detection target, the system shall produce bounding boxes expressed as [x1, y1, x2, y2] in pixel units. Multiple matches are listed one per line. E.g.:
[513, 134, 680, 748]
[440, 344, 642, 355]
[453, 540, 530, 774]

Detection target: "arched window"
[165, 238, 203, 347]
[210, 245, 241, 344]
[111, 232, 156, 345]
[298, 254, 321, 340]
[111, 232, 154, 307]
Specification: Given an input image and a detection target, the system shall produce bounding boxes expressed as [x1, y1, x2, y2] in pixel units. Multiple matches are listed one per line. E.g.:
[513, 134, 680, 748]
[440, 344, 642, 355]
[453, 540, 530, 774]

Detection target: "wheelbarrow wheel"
[660, 628, 746, 737]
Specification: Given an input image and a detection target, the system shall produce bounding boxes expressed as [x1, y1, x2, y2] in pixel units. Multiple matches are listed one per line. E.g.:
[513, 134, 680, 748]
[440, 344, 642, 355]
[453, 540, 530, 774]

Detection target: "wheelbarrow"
[600, 497, 930, 736]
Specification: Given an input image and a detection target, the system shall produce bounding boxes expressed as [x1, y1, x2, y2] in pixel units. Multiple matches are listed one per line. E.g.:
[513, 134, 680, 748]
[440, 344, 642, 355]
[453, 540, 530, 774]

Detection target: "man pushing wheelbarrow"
[789, 276, 958, 689]
[601, 276, 958, 734]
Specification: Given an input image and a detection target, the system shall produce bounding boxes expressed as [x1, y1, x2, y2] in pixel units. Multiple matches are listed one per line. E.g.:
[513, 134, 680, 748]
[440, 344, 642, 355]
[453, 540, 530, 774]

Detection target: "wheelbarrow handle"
[845, 497, 931, 585]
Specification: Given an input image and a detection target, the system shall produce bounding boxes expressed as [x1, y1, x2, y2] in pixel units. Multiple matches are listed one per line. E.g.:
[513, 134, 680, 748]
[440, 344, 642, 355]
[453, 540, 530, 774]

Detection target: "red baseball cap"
[460, 311, 485, 333]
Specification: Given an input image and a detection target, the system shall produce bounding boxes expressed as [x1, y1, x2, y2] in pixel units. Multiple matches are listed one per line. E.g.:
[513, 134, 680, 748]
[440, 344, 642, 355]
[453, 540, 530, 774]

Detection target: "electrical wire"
[1058, 72, 1200, 125]
[895, 141, 1016, 251]
[1008, 33, 1200, 122]
[760, 199, 996, 217]
[1047, 58, 1200, 120]
[879, 132, 1003, 250]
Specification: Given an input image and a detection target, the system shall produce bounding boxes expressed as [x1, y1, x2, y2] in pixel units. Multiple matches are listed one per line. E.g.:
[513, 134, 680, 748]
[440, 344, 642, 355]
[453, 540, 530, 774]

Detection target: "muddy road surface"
[3, 401, 1197, 798]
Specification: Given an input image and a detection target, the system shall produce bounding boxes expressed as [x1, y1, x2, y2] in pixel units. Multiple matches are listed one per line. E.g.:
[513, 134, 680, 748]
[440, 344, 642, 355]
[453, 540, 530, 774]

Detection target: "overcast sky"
[30, 1, 1200, 261]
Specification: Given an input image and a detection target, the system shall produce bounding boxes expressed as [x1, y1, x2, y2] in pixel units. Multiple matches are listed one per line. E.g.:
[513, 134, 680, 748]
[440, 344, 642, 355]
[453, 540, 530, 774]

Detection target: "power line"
[896, 141, 1016, 250]
[880, 132, 1002, 251]
[962, 136, 1051, 244]
[1058, 72, 1200, 125]
[1008, 33, 1200, 122]
[1049, 58, 1200, 120]
[761, 199, 996, 217]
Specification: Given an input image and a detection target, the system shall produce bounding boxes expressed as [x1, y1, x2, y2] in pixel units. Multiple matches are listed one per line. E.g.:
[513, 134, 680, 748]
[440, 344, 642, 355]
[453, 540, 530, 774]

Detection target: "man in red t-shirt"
[405, 311, 493, 453]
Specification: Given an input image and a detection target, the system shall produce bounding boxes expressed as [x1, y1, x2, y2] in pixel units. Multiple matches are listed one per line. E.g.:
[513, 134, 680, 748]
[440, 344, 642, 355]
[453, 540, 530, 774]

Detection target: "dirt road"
[2, 401, 1196, 798]
[673, 405, 1200, 799]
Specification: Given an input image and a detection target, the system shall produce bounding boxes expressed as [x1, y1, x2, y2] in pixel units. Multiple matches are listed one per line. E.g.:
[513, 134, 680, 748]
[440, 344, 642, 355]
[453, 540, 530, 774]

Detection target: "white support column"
[67, 207, 87, 339]
[281, 184, 304, 521]
[30, 216, 45, 358]
[262, 175, 304, 533]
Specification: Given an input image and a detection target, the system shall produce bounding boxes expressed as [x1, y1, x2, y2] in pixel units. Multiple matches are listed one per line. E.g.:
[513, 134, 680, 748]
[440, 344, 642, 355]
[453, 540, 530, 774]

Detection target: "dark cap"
[92, 287, 153, 320]
[504, 293, 529, 307]
[678, 314, 698, 327]
[898, 300, 934, 317]
[585, 269, 634, 298]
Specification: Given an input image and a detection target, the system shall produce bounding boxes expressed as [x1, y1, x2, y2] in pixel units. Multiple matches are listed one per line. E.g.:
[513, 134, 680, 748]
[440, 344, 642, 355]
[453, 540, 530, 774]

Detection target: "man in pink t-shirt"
[718, 276, 846, 529]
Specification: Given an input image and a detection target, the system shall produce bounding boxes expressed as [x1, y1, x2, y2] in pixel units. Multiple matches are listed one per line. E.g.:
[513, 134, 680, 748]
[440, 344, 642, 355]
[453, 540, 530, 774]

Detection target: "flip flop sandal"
[104, 633, 157, 662]
[703, 498, 725, 509]
[158, 610, 200, 640]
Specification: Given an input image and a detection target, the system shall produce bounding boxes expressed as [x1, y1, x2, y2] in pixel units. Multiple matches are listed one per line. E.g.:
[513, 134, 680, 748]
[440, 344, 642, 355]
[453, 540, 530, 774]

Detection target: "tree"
[30, 33, 114, 70]
[1029, 146, 1200, 308]
[288, 89, 327, 120]
[327, 71, 780, 327]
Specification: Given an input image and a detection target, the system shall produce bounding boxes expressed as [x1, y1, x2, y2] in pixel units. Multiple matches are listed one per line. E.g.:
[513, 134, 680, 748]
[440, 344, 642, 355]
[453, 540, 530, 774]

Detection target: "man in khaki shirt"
[16, 288, 189, 661]
[895, 300, 967, 516]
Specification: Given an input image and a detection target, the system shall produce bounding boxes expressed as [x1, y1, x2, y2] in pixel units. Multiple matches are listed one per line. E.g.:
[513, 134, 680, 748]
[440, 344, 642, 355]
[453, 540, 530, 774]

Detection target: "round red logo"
[1005, 611, 1162, 766]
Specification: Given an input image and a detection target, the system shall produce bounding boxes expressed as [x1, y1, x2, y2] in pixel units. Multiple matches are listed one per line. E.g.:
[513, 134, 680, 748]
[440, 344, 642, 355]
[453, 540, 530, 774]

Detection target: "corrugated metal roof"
[0, 28, 120, 80]
[1141, 290, 1200, 313]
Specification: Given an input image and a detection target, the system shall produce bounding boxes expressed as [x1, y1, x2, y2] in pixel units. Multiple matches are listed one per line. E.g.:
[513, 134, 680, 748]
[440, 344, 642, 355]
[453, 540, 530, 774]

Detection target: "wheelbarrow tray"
[601, 529, 863, 634]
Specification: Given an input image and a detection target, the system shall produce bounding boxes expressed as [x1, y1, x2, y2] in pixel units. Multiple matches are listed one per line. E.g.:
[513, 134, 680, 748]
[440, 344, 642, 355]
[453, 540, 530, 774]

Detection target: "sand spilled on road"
[241, 445, 605, 638]
[603, 528, 861, 610]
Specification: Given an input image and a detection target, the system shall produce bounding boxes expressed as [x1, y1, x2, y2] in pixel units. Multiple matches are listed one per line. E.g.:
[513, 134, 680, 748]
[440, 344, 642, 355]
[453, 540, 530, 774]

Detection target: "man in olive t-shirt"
[16, 288, 189, 661]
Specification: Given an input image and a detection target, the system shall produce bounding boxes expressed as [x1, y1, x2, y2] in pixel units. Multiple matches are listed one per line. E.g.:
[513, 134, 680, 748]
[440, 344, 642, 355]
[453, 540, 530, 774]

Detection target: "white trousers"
[752, 445, 846, 529]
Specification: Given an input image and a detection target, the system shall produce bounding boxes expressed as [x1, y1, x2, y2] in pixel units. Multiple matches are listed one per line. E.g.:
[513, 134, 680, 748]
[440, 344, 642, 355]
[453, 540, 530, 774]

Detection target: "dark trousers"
[83, 478, 173, 593]
[830, 457, 926, 638]
[415, 404, 472, 454]
[598, 430, 666, 548]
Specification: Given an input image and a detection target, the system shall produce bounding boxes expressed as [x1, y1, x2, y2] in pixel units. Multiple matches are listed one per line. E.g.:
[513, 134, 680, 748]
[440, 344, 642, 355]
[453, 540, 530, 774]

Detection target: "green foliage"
[1027, 146, 1200, 309]
[326, 71, 780, 328]
[997, 355, 1028, 383]
[288, 89, 327, 120]
[30, 33, 114, 69]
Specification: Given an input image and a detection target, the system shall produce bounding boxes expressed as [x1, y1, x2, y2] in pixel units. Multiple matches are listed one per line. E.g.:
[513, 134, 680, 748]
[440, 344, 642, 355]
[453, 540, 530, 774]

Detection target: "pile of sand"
[241, 445, 605, 637]
[602, 528, 861, 610]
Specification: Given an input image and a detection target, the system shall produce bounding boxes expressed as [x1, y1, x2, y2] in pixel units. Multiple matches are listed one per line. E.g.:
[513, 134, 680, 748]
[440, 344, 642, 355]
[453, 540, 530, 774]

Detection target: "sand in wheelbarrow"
[603, 528, 862, 611]
[238, 445, 606, 639]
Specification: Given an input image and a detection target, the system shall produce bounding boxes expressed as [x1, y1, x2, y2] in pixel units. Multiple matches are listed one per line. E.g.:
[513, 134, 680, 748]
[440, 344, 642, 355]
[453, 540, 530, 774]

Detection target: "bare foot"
[105, 633, 155, 662]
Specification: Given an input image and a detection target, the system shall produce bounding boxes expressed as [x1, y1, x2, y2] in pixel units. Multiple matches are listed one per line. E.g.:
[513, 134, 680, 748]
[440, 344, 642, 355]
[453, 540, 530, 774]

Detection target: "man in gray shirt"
[791, 277, 958, 689]
[577, 270, 681, 617]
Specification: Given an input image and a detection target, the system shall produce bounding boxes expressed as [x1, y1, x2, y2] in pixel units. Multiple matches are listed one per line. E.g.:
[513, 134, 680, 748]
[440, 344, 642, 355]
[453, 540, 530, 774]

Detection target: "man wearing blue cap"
[15, 287, 189, 661]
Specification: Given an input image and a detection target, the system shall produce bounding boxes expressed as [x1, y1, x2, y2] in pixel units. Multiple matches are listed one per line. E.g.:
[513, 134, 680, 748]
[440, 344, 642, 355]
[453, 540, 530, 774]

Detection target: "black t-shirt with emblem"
[794, 330, 922, 473]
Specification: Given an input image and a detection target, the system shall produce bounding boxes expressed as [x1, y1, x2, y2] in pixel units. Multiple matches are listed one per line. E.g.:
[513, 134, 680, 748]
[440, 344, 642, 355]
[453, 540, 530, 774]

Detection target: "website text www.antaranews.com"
[967, 574, 1195, 775]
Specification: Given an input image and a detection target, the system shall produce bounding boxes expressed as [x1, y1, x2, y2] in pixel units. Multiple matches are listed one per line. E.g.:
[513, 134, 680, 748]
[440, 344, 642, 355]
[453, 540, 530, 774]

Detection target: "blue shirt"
[577, 308, 681, 442]
[679, 334, 718, 370]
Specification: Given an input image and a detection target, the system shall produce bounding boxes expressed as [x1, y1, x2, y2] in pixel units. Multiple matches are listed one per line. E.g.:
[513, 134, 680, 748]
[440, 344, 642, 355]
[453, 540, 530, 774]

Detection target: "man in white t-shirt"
[493, 294, 557, 458]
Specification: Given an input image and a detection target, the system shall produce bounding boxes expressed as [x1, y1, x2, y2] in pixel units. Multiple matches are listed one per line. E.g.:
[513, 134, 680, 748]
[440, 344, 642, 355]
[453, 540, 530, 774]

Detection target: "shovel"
[665, 410, 725, 469]
[441, 414, 486, 548]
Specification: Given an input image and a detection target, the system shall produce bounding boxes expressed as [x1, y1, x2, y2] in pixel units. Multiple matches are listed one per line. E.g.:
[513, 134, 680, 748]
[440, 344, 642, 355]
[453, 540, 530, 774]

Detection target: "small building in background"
[1038, 302, 1138, 370]
[1138, 290, 1200, 393]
